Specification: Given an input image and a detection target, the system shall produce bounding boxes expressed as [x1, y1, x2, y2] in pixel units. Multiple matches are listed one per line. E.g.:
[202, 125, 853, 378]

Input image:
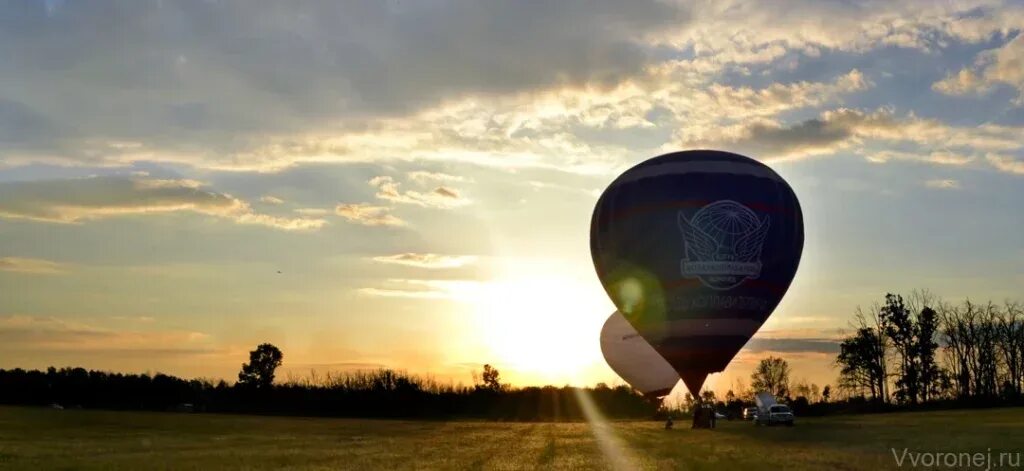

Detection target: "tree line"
[666, 291, 1023, 418]
[661, 355, 833, 419]
[3, 291, 1021, 420]
[835, 292, 1023, 406]
[0, 344, 658, 421]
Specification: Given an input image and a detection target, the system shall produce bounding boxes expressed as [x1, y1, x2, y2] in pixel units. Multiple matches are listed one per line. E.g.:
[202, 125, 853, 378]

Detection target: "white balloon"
[600, 311, 680, 398]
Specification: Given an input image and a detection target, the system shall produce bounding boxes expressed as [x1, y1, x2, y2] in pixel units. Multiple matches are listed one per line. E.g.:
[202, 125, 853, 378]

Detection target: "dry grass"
[0, 406, 1022, 470]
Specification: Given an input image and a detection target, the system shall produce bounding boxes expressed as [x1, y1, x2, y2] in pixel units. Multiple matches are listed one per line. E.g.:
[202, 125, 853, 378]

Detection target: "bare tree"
[939, 300, 972, 398]
[857, 305, 890, 402]
[751, 356, 790, 398]
[940, 299, 1002, 399]
[997, 301, 1024, 398]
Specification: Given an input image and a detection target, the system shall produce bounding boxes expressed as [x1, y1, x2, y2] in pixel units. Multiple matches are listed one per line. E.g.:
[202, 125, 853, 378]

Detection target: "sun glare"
[470, 275, 610, 386]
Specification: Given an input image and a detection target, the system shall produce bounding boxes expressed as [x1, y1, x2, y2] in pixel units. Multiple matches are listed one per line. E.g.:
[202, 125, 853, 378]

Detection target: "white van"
[754, 392, 795, 426]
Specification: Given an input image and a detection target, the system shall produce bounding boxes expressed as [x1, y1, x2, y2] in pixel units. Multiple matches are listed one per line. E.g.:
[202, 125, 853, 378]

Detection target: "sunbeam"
[573, 388, 642, 470]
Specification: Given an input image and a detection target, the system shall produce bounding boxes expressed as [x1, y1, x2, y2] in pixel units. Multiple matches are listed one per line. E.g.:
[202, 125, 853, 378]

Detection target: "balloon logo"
[591, 150, 803, 395]
[600, 311, 680, 398]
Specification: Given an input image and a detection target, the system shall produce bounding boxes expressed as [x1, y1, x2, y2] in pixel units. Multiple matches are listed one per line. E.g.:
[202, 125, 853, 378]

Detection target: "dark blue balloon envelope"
[590, 150, 804, 394]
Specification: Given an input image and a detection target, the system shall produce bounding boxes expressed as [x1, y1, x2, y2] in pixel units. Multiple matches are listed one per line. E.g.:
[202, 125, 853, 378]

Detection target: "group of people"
[691, 403, 717, 428]
[663, 401, 718, 430]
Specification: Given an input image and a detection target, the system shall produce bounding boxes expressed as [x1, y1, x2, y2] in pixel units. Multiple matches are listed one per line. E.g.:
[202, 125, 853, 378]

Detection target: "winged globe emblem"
[677, 200, 770, 290]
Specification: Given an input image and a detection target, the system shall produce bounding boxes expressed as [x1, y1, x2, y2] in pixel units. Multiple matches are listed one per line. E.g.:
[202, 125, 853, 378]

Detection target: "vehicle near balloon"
[599, 311, 679, 398]
[754, 392, 794, 426]
[591, 150, 804, 395]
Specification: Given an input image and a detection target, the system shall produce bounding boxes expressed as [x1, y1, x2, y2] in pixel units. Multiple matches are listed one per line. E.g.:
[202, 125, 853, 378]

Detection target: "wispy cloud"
[0, 315, 217, 355]
[0, 177, 326, 231]
[334, 203, 405, 227]
[110, 316, 156, 324]
[933, 34, 1024, 104]
[357, 279, 483, 300]
[369, 176, 470, 208]
[0, 0, 689, 171]
[407, 171, 469, 184]
[867, 150, 974, 166]
[0, 257, 67, 275]
[987, 153, 1024, 174]
[685, 107, 1024, 167]
[371, 253, 478, 269]
[356, 287, 454, 300]
[742, 337, 841, 355]
[260, 195, 284, 205]
[0, 1, 1020, 175]
[925, 179, 962, 189]
[294, 208, 330, 216]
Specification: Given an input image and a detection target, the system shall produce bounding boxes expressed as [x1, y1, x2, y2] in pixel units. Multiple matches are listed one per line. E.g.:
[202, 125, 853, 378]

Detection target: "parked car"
[742, 406, 758, 421]
[754, 392, 795, 426]
[756, 404, 795, 426]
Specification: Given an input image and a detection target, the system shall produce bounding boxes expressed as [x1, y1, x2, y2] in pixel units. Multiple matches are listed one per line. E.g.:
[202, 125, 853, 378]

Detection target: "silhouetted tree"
[478, 364, 502, 392]
[997, 301, 1024, 398]
[792, 379, 811, 401]
[880, 293, 921, 404]
[821, 385, 831, 403]
[916, 305, 942, 402]
[837, 327, 887, 401]
[876, 292, 943, 404]
[238, 343, 283, 389]
[751, 356, 790, 398]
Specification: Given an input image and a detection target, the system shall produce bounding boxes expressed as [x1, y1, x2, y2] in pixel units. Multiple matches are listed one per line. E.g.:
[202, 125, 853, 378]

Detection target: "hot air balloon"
[600, 311, 680, 398]
[590, 150, 803, 395]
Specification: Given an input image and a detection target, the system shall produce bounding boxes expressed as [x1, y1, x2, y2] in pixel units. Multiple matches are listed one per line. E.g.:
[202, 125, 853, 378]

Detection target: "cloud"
[0, 2, 904, 175]
[0, 257, 67, 275]
[368, 175, 469, 208]
[0, 176, 326, 230]
[260, 195, 284, 205]
[986, 153, 1024, 174]
[0, 315, 218, 355]
[743, 337, 841, 355]
[110, 316, 156, 323]
[684, 107, 1024, 165]
[433, 187, 460, 199]
[275, 68, 873, 175]
[371, 253, 477, 269]
[0, 2, 1018, 177]
[407, 171, 468, 184]
[294, 207, 330, 216]
[356, 287, 454, 300]
[866, 150, 975, 166]
[357, 279, 483, 300]
[678, 108, 887, 161]
[924, 179, 962, 189]
[658, 1, 1024, 57]
[334, 203, 405, 227]
[0, 0, 689, 169]
[933, 69, 985, 96]
[933, 34, 1024, 104]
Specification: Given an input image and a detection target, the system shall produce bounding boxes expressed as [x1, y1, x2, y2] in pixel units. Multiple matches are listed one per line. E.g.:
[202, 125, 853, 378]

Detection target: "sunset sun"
[470, 275, 610, 385]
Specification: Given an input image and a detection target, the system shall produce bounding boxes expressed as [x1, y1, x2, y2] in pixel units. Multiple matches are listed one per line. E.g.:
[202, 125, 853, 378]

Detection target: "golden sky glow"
[2, 1, 1023, 395]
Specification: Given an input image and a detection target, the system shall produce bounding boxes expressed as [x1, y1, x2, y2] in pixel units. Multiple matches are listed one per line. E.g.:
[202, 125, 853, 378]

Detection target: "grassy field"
[1, 406, 1022, 470]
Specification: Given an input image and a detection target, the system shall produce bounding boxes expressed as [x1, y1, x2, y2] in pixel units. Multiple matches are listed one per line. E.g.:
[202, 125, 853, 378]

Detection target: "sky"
[1, 0, 1022, 397]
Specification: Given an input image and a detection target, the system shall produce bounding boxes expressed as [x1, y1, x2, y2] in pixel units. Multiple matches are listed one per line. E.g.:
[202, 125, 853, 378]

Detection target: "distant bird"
[276, 270, 282, 274]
